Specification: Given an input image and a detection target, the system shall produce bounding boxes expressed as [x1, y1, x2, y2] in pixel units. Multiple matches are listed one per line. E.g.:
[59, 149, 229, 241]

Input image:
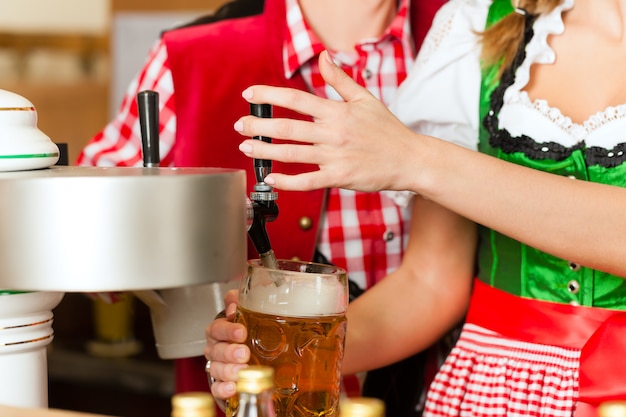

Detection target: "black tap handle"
[251, 104, 272, 185]
[137, 90, 160, 167]
[250, 103, 272, 142]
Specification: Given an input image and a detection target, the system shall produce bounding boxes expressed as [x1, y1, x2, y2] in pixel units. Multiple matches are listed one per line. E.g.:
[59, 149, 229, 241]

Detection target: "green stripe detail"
[0, 290, 29, 295]
[0, 152, 59, 159]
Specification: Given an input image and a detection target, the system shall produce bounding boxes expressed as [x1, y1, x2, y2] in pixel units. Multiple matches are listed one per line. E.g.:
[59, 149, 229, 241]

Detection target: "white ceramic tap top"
[0, 89, 59, 172]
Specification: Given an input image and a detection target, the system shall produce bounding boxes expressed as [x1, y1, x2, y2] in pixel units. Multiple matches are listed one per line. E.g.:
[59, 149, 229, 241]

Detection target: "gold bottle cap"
[172, 392, 215, 417]
[599, 401, 626, 417]
[340, 397, 385, 417]
[237, 365, 275, 394]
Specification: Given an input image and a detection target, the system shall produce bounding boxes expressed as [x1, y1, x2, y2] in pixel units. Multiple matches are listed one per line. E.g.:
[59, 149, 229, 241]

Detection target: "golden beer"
[227, 260, 348, 417]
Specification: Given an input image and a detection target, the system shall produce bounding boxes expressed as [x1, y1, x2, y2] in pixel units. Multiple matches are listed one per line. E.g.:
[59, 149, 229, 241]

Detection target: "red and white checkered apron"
[424, 279, 626, 417]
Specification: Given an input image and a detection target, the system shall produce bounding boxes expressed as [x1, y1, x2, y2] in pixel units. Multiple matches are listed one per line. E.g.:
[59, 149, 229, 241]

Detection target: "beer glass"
[227, 259, 348, 417]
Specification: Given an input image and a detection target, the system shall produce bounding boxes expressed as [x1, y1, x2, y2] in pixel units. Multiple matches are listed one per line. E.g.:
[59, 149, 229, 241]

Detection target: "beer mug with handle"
[227, 259, 348, 417]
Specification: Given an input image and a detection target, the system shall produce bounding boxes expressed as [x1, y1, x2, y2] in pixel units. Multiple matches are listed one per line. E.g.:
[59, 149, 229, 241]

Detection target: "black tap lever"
[248, 103, 278, 269]
[137, 90, 160, 167]
[250, 103, 273, 189]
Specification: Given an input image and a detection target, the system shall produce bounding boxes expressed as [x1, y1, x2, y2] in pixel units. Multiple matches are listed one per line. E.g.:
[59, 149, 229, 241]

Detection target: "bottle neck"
[236, 391, 275, 417]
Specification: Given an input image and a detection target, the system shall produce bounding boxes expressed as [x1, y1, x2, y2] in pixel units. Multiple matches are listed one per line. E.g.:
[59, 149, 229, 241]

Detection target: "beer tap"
[133, 89, 166, 309]
[247, 103, 279, 269]
[137, 90, 160, 168]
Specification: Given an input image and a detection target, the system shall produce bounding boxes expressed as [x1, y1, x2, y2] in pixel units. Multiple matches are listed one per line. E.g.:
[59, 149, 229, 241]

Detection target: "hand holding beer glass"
[227, 259, 348, 417]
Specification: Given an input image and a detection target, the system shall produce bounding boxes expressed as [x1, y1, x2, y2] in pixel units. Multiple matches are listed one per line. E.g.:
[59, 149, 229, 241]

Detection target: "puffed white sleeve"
[390, 0, 491, 152]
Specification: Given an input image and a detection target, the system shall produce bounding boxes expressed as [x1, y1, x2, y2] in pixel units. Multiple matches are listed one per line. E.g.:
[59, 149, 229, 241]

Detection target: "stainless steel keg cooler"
[0, 89, 247, 408]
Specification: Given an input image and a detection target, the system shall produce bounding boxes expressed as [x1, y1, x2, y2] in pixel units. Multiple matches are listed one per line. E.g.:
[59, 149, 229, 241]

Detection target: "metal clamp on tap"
[247, 103, 279, 269]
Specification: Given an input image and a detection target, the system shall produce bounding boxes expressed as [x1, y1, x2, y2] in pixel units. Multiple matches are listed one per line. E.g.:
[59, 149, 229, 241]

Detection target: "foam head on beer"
[239, 267, 347, 316]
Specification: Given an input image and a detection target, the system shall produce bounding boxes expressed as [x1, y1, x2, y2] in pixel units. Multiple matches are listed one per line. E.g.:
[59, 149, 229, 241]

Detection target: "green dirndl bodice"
[477, 0, 626, 309]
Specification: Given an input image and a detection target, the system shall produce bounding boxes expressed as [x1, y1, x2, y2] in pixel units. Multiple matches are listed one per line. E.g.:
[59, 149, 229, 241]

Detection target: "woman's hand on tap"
[204, 289, 250, 400]
[234, 50, 419, 194]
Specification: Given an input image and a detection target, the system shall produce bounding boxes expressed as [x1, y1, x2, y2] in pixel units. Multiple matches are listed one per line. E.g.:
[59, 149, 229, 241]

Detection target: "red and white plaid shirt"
[78, 0, 415, 291]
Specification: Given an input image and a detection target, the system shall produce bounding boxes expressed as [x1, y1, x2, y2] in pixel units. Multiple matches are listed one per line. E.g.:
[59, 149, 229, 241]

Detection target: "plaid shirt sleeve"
[76, 39, 177, 167]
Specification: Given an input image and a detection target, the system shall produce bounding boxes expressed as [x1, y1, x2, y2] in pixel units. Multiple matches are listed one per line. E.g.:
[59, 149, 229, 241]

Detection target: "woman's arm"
[235, 51, 626, 277]
[412, 135, 626, 277]
[342, 197, 475, 373]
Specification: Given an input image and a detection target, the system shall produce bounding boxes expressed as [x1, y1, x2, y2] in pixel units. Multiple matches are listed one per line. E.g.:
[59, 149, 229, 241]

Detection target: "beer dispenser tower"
[0, 88, 247, 408]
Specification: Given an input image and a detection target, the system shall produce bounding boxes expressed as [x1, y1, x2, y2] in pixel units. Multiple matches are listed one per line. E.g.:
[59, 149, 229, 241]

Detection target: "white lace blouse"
[391, 0, 626, 154]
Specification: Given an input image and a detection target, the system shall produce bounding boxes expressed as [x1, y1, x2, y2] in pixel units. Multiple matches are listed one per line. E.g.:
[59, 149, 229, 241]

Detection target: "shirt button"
[383, 230, 395, 242]
[567, 280, 580, 294]
[362, 68, 373, 80]
[299, 216, 313, 231]
[569, 262, 581, 271]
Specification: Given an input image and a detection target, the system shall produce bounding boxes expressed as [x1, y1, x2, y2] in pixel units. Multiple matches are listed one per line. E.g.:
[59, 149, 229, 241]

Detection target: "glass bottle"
[340, 397, 385, 417]
[171, 391, 216, 417]
[235, 365, 276, 417]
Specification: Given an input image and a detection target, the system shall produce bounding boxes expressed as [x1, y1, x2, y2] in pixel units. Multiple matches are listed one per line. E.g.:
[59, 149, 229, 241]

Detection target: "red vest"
[163, 0, 445, 262]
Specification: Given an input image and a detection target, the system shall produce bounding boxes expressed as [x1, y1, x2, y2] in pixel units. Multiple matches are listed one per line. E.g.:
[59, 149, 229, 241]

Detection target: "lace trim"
[587, 144, 626, 168]
[484, 7, 626, 168]
[585, 105, 626, 133]
[509, 92, 626, 142]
